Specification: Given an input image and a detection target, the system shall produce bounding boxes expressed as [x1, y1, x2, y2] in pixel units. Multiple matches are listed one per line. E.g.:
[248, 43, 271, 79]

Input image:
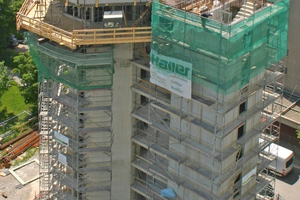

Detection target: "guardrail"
[73, 27, 152, 46]
[16, 0, 32, 31]
[16, 0, 152, 49]
[18, 14, 76, 49]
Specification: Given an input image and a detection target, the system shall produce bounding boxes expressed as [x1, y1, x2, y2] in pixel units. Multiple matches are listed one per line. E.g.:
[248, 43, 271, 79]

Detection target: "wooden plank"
[9, 158, 40, 185]
[9, 170, 25, 185]
[123, 10, 128, 27]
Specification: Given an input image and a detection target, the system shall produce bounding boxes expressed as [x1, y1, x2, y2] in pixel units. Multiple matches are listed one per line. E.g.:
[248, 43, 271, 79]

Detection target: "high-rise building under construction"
[16, 0, 290, 199]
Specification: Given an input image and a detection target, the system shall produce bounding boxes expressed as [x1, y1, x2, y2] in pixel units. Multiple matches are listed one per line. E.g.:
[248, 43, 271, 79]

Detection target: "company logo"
[151, 53, 191, 78]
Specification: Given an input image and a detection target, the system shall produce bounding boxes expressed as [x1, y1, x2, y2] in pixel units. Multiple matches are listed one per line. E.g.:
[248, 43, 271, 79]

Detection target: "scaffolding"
[130, 62, 284, 199]
[151, 0, 289, 96]
[18, 0, 290, 199]
[27, 32, 114, 200]
[130, 0, 289, 199]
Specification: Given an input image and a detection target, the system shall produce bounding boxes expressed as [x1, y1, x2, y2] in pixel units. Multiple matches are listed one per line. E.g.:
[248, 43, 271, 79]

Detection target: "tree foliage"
[0, 1, 14, 50]
[0, 0, 24, 52]
[0, 61, 12, 96]
[12, 51, 38, 106]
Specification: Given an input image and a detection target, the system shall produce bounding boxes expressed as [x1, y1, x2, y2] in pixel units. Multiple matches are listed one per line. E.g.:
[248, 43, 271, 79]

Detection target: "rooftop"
[17, 0, 151, 49]
[17, 0, 287, 50]
[281, 93, 300, 125]
[162, 0, 276, 24]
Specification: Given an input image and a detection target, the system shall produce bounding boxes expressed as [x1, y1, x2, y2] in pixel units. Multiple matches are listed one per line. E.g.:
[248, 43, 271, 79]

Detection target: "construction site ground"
[0, 151, 39, 200]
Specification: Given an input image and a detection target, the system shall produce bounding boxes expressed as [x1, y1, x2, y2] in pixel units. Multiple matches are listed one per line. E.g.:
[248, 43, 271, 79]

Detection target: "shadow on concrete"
[277, 166, 300, 185]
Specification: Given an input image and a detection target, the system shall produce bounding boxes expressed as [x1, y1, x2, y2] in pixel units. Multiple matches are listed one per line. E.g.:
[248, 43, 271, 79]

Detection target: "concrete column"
[111, 44, 134, 200]
[91, 7, 95, 22]
[133, 5, 137, 21]
[78, 7, 81, 18]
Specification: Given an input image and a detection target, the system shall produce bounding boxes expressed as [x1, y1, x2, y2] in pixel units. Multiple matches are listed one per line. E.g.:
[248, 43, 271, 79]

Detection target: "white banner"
[242, 167, 257, 186]
[150, 50, 192, 99]
[58, 153, 68, 166]
[54, 131, 69, 146]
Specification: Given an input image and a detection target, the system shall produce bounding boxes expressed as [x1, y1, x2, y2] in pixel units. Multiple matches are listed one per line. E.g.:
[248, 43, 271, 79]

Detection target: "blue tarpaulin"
[161, 187, 176, 197]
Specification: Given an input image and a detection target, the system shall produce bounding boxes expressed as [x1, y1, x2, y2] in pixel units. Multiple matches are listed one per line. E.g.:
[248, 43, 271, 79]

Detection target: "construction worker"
[201, 12, 213, 29]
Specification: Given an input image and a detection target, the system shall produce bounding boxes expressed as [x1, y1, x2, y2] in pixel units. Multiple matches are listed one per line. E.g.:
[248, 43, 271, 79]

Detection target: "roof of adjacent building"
[281, 93, 300, 125]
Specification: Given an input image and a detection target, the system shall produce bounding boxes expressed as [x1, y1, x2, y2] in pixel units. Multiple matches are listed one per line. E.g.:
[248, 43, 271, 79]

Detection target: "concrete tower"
[16, 0, 289, 199]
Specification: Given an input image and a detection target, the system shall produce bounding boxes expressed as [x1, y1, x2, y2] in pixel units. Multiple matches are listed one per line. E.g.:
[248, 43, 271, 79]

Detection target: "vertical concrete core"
[111, 43, 134, 200]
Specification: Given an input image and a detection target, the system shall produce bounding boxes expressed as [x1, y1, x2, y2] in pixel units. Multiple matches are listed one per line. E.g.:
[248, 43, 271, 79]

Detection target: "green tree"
[0, 1, 13, 50]
[12, 51, 38, 107]
[0, 61, 12, 96]
[0, 0, 24, 52]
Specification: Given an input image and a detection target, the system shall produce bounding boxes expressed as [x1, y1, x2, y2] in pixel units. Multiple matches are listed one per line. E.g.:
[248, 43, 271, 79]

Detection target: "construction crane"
[131, 4, 152, 27]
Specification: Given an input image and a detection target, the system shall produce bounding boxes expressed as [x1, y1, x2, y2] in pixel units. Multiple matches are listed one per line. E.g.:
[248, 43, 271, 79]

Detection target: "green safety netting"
[151, 0, 290, 95]
[25, 32, 114, 90]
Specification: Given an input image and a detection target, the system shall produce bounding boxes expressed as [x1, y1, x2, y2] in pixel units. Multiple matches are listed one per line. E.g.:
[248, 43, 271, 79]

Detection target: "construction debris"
[16, 156, 23, 161]
[0, 129, 39, 168]
[0, 171, 10, 177]
[2, 192, 8, 198]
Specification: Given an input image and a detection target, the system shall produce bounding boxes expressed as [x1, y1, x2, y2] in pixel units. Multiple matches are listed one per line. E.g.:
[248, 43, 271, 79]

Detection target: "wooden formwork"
[16, 0, 152, 50]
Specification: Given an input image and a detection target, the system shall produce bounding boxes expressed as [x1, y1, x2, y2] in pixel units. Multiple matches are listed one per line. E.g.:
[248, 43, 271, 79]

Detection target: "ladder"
[34, 0, 46, 19]
[39, 81, 52, 199]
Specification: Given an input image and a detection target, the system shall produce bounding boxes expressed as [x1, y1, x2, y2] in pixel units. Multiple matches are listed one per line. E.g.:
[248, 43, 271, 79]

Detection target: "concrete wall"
[167, 82, 262, 199]
[284, 0, 300, 96]
[192, 72, 265, 105]
[111, 44, 134, 200]
[241, 157, 257, 197]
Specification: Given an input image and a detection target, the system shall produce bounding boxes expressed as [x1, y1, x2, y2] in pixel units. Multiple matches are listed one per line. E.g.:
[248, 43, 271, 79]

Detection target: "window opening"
[239, 101, 247, 114]
[237, 124, 245, 140]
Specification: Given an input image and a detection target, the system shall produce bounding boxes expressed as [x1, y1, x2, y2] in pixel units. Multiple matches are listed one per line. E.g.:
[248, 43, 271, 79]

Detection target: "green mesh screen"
[151, 0, 290, 95]
[25, 32, 114, 90]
